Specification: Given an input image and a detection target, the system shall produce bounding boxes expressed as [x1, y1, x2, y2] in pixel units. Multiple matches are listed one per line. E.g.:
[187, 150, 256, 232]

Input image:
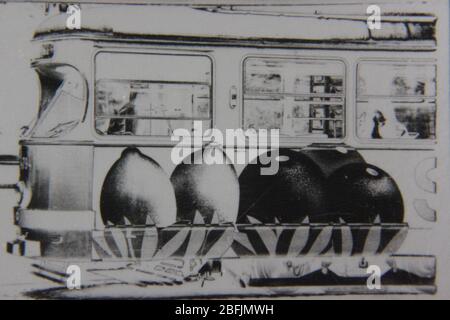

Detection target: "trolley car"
[0, 2, 448, 297]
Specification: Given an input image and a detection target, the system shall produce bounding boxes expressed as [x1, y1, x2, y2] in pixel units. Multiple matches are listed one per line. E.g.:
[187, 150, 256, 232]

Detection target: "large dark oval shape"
[238, 149, 328, 224]
[327, 163, 404, 223]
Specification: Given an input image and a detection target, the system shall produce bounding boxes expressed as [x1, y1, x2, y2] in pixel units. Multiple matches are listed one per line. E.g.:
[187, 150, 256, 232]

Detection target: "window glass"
[32, 66, 86, 138]
[357, 63, 436, 97]
[356, 61, 436, 140]
[95, 53, 212, 136]
[243, 58, 345, 138]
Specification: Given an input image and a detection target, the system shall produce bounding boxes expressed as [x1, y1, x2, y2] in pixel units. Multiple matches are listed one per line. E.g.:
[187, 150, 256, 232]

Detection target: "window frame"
[241, 55, 347, 145]
[30, 63, 89, 139]
[92, 49, 214, 143]
[355, 58, 437, 145]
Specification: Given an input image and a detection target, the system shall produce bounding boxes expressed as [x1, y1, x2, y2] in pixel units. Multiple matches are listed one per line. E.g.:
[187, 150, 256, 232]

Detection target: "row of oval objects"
[100, 147, 404, 228]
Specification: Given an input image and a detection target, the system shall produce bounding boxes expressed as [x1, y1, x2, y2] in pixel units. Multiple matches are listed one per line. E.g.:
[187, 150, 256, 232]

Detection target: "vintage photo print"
[0, 0, 449, 300]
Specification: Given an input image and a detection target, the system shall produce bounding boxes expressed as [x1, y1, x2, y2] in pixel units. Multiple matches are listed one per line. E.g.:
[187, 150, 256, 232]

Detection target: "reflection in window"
[95, 53, 212, 136]
[243, 58, 345, 138]
[32, 66, 86, 138]
[357, 62, 436, 140]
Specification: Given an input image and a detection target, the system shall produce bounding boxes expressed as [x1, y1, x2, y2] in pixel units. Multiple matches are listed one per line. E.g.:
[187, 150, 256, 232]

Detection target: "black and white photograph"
[0, 0, 449, 302]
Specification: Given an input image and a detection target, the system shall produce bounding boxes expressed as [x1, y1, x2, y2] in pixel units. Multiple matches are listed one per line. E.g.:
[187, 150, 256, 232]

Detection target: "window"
[32, 65, 86, 138]
[356, 61, 436, 140]
[243, 57, 345, 139]
[95, 52, 212, 136]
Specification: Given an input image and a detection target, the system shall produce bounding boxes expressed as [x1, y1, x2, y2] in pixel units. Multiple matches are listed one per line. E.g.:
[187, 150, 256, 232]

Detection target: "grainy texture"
[0, 0, 449, 299]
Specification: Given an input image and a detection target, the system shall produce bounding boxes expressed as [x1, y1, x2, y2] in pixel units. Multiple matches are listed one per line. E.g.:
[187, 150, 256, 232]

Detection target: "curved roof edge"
[34, 6, 436, 44]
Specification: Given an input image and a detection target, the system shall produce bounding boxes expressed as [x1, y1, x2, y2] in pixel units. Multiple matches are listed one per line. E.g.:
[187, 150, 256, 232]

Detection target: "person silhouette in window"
[107, 92, 137, 135]
[371, 109, 408, 139]
[371, 110, 385, 139]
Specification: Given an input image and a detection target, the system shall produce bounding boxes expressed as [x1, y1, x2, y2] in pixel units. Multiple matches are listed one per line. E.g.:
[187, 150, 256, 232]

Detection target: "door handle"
[229, 86, 237, 110]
